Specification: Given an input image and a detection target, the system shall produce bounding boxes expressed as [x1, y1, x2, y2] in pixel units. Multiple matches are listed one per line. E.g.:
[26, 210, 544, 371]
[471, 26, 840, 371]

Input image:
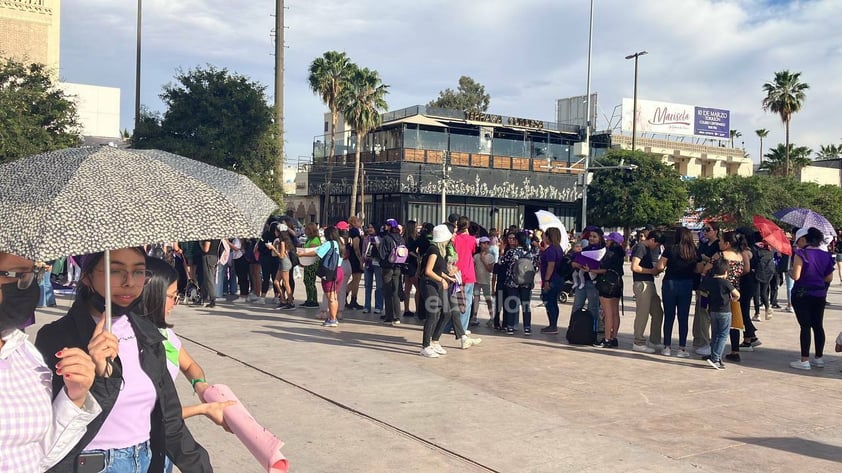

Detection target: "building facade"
[0, 0, 60, 73]
[610, 134, 753, 177]
[309, 105, 593, 230]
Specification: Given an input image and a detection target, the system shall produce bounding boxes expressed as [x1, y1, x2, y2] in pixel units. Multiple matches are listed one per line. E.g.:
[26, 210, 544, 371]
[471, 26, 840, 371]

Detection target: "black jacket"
[35, 301, 213, 473]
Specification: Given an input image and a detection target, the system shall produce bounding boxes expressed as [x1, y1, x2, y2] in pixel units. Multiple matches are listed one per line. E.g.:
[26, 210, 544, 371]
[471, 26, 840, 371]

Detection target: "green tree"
[729, 129, 742, 148]
[762, 70, 809, 177]
[427, 75, 490, 112]
[687, 175, 783, 228]
[133, 65, 283, 204]
[0, 57, 80, 162]
[755, 128, 769, 163]
[308, 51, 355, 212]
[341, 66, 389, 217]
[759, 143, 813, 176]
[587, 150, 687, 231]
[815, 144, 842, 160]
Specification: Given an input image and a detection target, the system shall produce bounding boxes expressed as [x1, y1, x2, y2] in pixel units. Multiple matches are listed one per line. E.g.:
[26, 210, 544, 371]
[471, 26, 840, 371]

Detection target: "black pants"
[421, 280, 464, 346]
[503, 286, 532, 329]
[754, 279, 771, 313]
[382, 267, 402, 322]
[201, 255, 218, 302]
[792, 293, 827, 358]
[234, 257, 250, 295]
[739, 276, 757, 339]
[769, 272, 781, 306]
[260, 256, 278, 296]
[493, 283, 506, 328]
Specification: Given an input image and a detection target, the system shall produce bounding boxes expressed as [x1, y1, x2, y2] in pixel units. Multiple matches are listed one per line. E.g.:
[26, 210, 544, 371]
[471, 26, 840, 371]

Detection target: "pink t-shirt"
[86, 315, 156, 450]
[453, 233, 477, 284]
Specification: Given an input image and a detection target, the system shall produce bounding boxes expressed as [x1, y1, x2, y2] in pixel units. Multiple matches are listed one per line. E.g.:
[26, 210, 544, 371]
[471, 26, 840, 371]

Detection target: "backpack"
[316, 243, 339, 281]
[380, 234, 408, 266]
[595, 269, 622, 297]
[566, 308, 597, 345]
[755, 249, 776, 283]
[513, 252, 536, 287]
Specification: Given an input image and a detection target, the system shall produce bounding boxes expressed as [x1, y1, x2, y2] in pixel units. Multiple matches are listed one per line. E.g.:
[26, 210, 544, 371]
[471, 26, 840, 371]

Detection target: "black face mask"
[0, 281, 39, 331]
[88, 290, 142, 317]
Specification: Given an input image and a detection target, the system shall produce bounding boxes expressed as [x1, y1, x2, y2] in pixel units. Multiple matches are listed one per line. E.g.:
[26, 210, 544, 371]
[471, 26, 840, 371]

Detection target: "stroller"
[558, 279, 575, 304]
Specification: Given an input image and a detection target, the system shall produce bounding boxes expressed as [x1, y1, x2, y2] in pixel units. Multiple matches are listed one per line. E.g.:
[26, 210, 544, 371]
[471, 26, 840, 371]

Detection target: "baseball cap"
[795, 227, 809, 243]
[606, 232, 624, 245]
[386, 218, 399, 229]
[336, 221, 349, 231]
[478, 236, 490, 244]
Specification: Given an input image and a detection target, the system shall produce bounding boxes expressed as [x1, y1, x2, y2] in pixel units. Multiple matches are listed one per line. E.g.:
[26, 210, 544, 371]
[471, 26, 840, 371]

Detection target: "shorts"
[322, 266, 345, 293]
[279, 257, 292, 272]
[349, 255, 364, 273]
[835, 253, 842, 263]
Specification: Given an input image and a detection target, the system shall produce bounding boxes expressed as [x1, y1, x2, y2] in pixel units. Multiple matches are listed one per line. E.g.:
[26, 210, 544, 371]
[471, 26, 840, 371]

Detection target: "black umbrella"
[0, 147, 278, 328]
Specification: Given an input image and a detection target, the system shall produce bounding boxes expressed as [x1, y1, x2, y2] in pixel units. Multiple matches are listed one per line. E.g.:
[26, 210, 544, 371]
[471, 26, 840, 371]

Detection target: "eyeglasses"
[96, 268, 152, 285]
[0, 269, 44, 289]
[704, 227, 714, 232]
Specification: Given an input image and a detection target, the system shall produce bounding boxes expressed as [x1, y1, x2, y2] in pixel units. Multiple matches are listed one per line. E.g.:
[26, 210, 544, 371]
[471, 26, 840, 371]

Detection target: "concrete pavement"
[31, 268, 842, 472]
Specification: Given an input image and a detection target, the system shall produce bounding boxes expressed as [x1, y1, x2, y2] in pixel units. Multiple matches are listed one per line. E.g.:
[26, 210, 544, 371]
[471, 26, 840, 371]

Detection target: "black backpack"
[566, 308, 596, 345]
[755, 249, 776, 283]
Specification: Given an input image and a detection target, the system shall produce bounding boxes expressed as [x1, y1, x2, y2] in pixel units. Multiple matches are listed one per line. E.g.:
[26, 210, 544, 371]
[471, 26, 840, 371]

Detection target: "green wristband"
[190, 378, 206, 390]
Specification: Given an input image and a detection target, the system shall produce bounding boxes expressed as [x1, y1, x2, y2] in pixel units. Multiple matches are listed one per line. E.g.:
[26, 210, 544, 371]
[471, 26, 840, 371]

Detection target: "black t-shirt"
[379, 232, 405, 269]
[701, 276, 734, 312]
[663, 245, 698, 280]
[203, 240, 221, 258]
[421, 245, 446, 283]
[631, 242, 654, 282]
[406, 236, 422, 274]
[600, 245, 625, 275]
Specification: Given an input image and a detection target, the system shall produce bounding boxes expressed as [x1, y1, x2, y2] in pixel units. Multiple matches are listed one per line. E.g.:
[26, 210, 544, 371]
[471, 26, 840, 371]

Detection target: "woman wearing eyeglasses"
[35, 247, 212, 473]
[142, 257, 235, 472]
[0, 251, 101, 472]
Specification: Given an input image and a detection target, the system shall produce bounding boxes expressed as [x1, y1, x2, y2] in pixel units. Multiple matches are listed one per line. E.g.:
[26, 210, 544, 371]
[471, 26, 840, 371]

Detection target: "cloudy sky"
[60, 0, 841, 164]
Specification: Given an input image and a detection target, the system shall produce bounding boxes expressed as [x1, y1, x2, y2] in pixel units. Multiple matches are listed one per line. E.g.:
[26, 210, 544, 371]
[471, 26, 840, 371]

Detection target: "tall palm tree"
[760, 143, 812, 176]
[729, 129, 742, 148]
[815, 144, 842, 161]
[341, 66, 389, 217]
[308, 51, 355, 218]
[762, 70, 809, 177]
[755, 128, 768, 163]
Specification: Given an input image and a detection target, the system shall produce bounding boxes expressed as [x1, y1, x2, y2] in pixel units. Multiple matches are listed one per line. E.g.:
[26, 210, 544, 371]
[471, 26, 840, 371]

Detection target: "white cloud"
[60, 0, 842, 163]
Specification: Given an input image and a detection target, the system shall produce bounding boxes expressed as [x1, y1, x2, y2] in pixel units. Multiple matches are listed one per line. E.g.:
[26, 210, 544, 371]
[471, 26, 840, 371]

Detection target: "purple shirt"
[86, 315, 156, 450]
[793, 248, 834, 297]
[540, 245, 565, 284]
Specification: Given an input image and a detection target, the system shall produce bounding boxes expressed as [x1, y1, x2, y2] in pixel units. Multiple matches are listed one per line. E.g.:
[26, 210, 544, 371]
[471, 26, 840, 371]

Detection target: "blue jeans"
[709, 311, 731, 363]
[662, 278, 693, 347]
[38, 269, 56, 307]
[571, 279, 600, 328]
[82, 440, 151, 473]
[364, 265, 383, 311]
[459, 283, 474, 331]
[541, 277, 564, 328]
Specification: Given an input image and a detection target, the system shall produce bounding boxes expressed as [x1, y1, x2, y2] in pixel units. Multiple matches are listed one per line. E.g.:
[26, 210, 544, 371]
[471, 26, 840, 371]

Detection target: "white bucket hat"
[432, 224, 452, 243]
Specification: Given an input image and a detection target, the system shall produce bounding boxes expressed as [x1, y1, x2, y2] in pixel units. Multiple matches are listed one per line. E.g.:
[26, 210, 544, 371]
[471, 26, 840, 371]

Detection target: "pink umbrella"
[203, 384, 288, 473]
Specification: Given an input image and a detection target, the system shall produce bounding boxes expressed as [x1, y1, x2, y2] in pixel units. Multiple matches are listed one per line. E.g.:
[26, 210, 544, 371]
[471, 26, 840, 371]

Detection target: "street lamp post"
[580, 0, 595, 231]
[625, 50, 648, 152]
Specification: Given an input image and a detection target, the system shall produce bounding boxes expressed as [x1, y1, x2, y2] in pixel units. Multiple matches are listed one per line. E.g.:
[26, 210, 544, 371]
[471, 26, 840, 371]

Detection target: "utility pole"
[625, 50, 648, 152]
[274, 0, 285, 188]
[441, 150, 449, 223]
[580, 0, 594, 231]
[133, 0, 142, 137]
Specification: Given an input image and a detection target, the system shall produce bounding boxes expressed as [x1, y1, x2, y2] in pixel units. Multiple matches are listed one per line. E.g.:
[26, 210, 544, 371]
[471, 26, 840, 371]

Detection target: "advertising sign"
[622, 98, 730, 139]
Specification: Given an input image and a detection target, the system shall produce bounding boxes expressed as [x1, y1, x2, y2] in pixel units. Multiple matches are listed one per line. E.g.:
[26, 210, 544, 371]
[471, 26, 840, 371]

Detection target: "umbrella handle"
[104, 250, 112, 333]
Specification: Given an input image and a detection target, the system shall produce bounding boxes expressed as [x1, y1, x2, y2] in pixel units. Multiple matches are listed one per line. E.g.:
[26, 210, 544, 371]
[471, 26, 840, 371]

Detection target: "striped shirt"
[0, 329, 101, 473]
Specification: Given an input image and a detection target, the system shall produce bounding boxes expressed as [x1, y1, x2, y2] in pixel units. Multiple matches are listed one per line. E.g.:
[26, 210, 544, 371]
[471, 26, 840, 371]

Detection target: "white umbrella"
[534, 210, 570, 252]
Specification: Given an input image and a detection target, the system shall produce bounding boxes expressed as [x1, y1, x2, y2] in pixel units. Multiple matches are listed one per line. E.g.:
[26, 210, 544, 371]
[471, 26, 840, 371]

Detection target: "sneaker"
[784, 306, 793, 313]
[540, 326, 559, 334]
[461, 336, 482, 349]
[205, 302, 216, 308]
[391, 319, 401, 326]
[485, 318, 494, 327]
[706, 358, 721, 370]
[283, 303, 296, 310]
[303, 301, 320, 308]
[374, 309, 382, 314]
[323, 319, 339, 327]
[470, 319, 480, 327]
[661, 347, 672, 356]
[810, 357, 825, 368]
[765, 308, 773, 320]
[725, 353, 741, 363]
[523, 327, 532, 336]
[632, 344, 656, 354]
[676, 348, 690, 358]
[272, 297, 280, 305]
[695, 346, 712, 356]
[362, 309, 371, 314]
[738, 341, 754, 352]
[431, 343, 447, 355]
[771, 304, 782, 309]
[718, 361, 726, 369]
[750, 338, 762, 347]
[420, 346, 439, 358]
[506, 327, 515, 335]
[609, 338, 619, 348]
[790, 360, 811, 370]
[751, 315, 762, 322]
[403, 311, 413, 318]
[246, 293, 260, 303]
[594, 339, 610, 348]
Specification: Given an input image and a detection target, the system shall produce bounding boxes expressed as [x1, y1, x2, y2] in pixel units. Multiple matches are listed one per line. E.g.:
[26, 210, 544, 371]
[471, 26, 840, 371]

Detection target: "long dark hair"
[76, 247, 147, 305]
[142, 257, 178, 329]
[323, 226, 339, 243]
[721, 231, 747, 252]
[675, 227, 697, 262]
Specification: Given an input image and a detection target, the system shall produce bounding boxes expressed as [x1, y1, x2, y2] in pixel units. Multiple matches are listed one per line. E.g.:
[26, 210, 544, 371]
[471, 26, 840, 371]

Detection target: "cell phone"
[75, 452, 106, 473]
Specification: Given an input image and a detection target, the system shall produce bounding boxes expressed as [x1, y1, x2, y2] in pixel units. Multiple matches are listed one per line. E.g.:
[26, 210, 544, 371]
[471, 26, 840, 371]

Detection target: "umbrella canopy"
[772, 207, 835, 242]
[0, 147, 279, 262]
[533, 210, 569, 252]
[752, 215, 792, 256]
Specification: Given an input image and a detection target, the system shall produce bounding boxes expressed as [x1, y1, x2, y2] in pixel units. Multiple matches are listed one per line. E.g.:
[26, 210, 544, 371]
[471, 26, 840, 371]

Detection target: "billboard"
[621, 98, 729, 139]
[557, 93, 598, 129]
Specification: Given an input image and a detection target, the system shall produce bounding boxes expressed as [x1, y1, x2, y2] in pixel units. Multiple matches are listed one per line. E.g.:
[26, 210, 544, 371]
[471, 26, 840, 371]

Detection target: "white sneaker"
[246, 293, 260, 303]
[790, 360, 811, 370]
[676, 348, 690, 358]
[695, 346, 712, 356]
[632, 344, 656, 354]
[465, 330, 471, 335]
[420, 346, 439, 358]
[765, 308, 773, 320]
[460, 336, 482, 349]
[810, 357, 825, 368]
[661, 347, 672, 356]
[431, 343, 447, 355]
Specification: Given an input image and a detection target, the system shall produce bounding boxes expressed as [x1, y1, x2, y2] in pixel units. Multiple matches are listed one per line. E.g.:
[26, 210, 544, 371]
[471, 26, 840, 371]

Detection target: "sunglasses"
[704, 227, 714, 232]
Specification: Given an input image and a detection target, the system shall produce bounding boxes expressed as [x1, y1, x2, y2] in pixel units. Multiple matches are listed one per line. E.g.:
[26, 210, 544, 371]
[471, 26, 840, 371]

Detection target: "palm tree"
[308, 51, 355, 218]
[759, 143, 813, 176]
[755, 128, 768, 163]
[729, 129, 742, 148]
[341, 66, 389, 217]
[815, 144, 842, 161]
[762, 70, 809, 177]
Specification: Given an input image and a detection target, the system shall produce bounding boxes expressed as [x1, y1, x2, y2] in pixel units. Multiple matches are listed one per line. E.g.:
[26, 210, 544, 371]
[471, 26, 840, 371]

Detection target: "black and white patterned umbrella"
[0, 147, 279, 261]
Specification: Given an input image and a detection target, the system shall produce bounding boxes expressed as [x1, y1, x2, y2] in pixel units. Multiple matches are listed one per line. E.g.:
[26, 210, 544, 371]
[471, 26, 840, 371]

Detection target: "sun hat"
[478, 236, 490, 244]
[386, 218, 399, 229]
[606, 232, 624, 245]
[795, 227, 810, 243]
[432, 224, 452, 243]
[336, 221, 349, 231]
